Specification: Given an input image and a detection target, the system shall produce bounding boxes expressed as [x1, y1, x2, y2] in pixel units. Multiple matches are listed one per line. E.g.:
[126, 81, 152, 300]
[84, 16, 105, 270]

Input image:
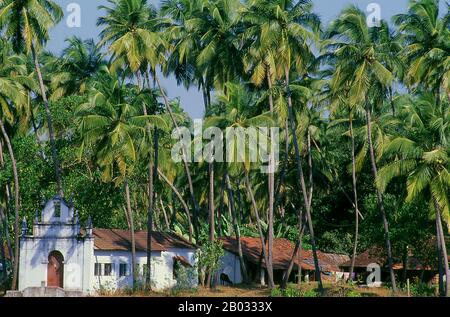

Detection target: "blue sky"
[47, 0, 448, 119]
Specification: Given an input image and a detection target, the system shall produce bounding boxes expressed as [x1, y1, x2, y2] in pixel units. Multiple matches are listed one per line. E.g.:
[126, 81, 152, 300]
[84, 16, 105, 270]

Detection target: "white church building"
[18, 196, 197, 295]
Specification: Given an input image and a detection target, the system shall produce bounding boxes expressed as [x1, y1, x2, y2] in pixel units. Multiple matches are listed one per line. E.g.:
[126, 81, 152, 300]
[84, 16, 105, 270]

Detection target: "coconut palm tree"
[76, 70, 166, 288]
[98, 0, 202, 246]
[242, 0, 322, 290]
[0, 0, 64, 197]
[47, 37, 105, 100]
[377, 93, 450, 296]
[205, 81, 275, 285]
[327, 6, 402, 292]
[393, 0, 450, 100]
[0, 40, 30, 290]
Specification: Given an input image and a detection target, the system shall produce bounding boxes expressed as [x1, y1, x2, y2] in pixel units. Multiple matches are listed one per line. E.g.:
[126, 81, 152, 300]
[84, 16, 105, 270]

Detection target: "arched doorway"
[47, 251, 64, 288]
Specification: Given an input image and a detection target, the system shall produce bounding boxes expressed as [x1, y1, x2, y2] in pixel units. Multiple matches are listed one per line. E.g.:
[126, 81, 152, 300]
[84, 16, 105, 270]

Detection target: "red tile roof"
[93, 228, 195, 252]
[339, 246, 439, 271]
[219, 237, 349, 272]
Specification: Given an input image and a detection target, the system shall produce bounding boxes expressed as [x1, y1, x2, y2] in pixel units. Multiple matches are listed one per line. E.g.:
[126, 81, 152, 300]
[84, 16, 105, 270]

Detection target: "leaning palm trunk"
[244, 172, 274, 287]
[0, 119, 20, 290]
[158, 169, 193, 242]
[348, 114, 360, 282]
[434, 200, 450, 297]
[266, 72, 276, 290]
[31, 45, 63, 197]
[225, 170, 248, 283]
[364, 105, 397, 292]
[154, 75, 200, 241]
[124, 179, 137, 288]
[284, 67, 323, 291]
[282, 219, 306, 289]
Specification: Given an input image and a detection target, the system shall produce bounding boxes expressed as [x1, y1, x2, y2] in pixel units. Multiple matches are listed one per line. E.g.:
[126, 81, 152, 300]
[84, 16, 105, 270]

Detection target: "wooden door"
[47, 251, 64, 288]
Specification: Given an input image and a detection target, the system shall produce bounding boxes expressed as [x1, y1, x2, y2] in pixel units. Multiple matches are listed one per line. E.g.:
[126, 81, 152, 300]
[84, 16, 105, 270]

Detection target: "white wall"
[92, 248, 197, 292]
[18, 236, 94, 293]
[218, 251, 242, 284]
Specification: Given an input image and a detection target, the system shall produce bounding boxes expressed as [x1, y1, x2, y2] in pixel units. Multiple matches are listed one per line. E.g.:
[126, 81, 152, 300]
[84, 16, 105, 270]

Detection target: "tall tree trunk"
[218, 176, 225, 237]
[401, 246, 408, 287]
[266, 73, 275, 290]
[435, 200, 450, 297]
[31, 44, 63, 197]
[297, 209, 304, 288]
[244, 172, 274, 287]
[348, 114, 360, 282]
[146, 128, 158, 288]
[282, 219, 306, 289]
[0, 119, 20, 290]
[225, 169, 248, 283]
[124, 179, 137, 289]
[206, 162, 215, 288]
[284, 66, 323, 291]
[154, 74, 199, 241]
[437, 215, 444, 296]
[364, 104, 397, 292]
[158, 169, 193, 242]
[159, 197, 170, 230]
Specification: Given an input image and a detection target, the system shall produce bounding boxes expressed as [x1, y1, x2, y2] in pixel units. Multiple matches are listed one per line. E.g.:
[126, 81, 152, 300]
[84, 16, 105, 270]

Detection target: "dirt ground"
[102, 282, 405, 297]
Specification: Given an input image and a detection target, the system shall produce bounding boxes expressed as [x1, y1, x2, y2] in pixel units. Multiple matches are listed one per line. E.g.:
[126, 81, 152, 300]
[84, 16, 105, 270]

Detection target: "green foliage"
[271, 286, 319, 297]
[196, 240, 225, 285]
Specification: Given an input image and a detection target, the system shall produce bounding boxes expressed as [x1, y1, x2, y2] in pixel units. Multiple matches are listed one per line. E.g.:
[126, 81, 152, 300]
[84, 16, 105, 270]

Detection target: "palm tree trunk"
[158, 169, 193, 242]
[434, 200, 450, 297]
[159, 197, 170, 230]
[437, 216, 444, 296]
[297, 210, 304, 288]
[0, 119, 20, 290]
[284, 66, 323, 291]
[348, 114, 359, 282]
[266, 73, 275, 290]
[124, 178, 137, 289]
[282, 219, 306, 288]
[244, 172, 274, 287]
[364, 104, 397, 292]
[146, 128, 158, 288]
[206, 161, 215, 288]
[225, 169, 248, 283]
[154, 74, 199, 241]
[31, 44, 63, 197]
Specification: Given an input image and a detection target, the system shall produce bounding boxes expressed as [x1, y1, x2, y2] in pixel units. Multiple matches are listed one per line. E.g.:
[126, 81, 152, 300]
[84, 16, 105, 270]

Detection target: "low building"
[339, 247, 439, 285]
[18, 196, 197, 295]
[218, 236, 349, 285]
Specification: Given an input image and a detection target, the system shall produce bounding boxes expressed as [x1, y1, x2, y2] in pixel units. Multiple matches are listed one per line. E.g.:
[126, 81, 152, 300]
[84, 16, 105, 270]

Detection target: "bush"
[410, 283, 436, 297]
[271, 286, 319, 297]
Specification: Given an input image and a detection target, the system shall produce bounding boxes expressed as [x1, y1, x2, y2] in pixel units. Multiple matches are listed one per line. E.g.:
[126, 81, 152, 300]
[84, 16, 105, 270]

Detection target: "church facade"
[18, 197, 197, 294]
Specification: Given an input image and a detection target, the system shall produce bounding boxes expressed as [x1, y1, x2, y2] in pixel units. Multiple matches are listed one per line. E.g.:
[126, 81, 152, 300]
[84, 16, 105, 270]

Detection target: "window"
[94, 263, 102, 276]
[54, 201, 61, 218]
[104, 263, 113, 276]
[119, 263, 127, 277]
